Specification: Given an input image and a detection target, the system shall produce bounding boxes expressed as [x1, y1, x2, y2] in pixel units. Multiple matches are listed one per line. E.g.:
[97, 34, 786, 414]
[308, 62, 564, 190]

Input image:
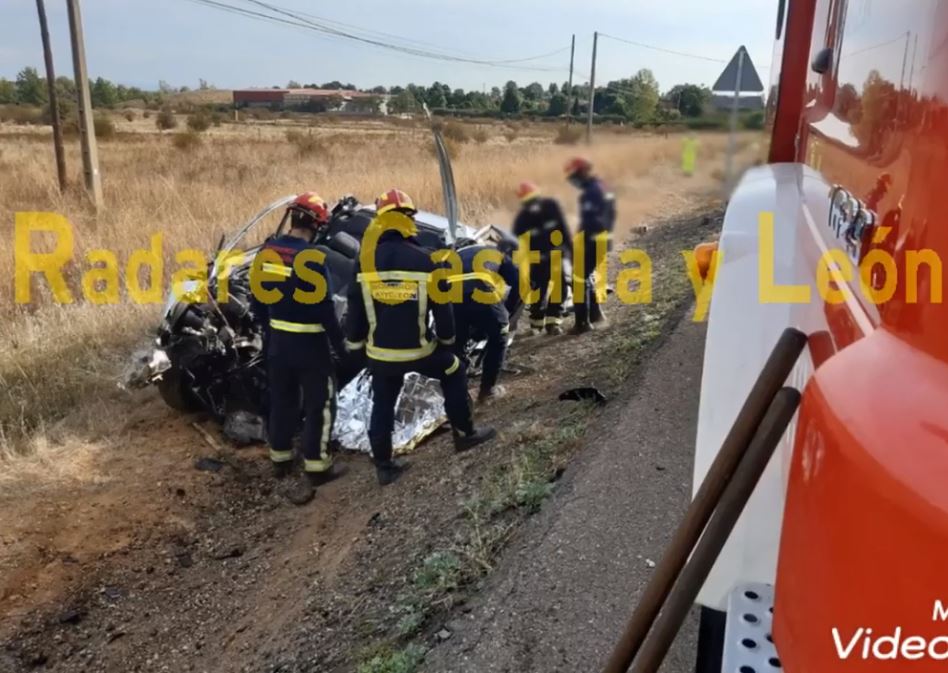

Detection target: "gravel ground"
[422, 313, 707, 673]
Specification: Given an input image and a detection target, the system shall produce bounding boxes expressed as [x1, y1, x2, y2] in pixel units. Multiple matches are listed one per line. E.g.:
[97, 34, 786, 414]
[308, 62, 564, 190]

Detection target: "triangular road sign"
[712, 46, 764, 93]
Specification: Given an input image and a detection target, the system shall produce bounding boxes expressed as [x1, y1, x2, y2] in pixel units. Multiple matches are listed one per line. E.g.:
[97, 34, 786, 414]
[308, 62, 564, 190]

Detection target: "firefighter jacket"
[346, 224, 456, 362]
[452, 245, 522, 316]
[578, 178, 617, 247]
[512, 197, 572, 260]
[250, 234, 346, 358]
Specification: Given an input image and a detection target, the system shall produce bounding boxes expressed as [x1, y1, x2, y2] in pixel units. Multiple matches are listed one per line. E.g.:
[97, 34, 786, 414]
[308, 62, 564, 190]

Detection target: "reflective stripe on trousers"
[270, 448, 293, 463]
[304, 376, 335, 473]
[270, 319, 325, 333]
[444, 355, 461, 376]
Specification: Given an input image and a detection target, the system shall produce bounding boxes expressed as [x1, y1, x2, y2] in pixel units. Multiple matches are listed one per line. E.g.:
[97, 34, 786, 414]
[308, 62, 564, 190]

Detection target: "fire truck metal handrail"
[629, 387, 801, 673]
[602, 328, 807, 673]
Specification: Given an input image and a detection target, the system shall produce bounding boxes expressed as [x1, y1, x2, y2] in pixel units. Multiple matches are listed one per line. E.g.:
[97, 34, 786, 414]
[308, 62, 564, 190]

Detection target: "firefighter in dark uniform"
[251, 192, 346, 505]
[511, 181, 571, 335]
[448, 234, 522, 403]
[346, 189, 496, 486]
[564, 157, 616, 334]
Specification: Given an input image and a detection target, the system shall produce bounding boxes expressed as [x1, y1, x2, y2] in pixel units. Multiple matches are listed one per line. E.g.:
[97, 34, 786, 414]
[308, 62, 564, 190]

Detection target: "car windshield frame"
[209, 194, 296, 280]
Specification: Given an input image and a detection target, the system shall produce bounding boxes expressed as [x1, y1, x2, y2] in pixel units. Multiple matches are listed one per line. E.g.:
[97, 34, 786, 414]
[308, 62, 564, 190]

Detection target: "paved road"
[423, 314, 707, 673]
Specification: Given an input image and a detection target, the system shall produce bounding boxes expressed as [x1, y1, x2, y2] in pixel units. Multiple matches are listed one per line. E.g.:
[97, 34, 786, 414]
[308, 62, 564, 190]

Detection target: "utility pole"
[566, 34, 575, 126]
[586, 31, 598, 145]
[66, 0, 103, 209]
[36, 0, 67, 193]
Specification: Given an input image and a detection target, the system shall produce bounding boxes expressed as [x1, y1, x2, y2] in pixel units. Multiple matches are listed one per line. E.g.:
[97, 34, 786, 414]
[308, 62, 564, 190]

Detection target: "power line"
[243, 0, 571, 68]
[598, 32, 727, 64]
[287, 5, 573, 65]
[844, 33, 906, 58]
[184, 0, 569, 73]
[286, 5, 493, 58]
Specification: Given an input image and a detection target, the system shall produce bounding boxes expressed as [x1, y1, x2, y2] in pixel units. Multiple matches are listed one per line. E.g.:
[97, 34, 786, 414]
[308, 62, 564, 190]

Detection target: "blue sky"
[1, 0, 778, 93]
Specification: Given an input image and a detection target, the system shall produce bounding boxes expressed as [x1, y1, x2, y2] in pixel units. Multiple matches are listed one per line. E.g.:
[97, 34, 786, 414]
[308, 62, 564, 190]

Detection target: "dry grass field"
[0, 115, 759, 462]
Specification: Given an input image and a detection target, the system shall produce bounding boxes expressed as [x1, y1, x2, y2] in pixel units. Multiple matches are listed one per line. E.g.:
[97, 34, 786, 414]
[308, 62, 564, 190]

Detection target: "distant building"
[710, 94, 765, 112]
[233, 89, 286, 107]
[232, 88, 387, 114]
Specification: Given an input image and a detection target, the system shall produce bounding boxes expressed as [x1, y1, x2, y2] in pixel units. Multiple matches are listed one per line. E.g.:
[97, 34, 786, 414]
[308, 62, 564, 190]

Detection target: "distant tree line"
[0, 67, 170, 108]
[2, 65, 721, 126]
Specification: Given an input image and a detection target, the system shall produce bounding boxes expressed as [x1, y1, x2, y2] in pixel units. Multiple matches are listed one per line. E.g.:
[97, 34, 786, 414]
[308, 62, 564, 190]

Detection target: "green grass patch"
[357, 644, 426, 673]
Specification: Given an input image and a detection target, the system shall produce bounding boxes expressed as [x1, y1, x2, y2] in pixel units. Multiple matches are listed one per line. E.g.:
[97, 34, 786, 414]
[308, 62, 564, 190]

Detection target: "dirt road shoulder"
[420, 311, 707, 673]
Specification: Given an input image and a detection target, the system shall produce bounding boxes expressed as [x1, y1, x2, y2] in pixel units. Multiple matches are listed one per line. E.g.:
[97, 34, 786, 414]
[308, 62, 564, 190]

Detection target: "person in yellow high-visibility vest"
[682, 135, 698, 177]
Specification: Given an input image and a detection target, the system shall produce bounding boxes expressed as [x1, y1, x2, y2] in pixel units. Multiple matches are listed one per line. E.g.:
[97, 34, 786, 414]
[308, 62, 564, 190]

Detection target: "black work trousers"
[528, 261, 566, 329]
[453, 301, 509, 395]
[367, 348, 473, 464]
[266, 337, 335, 473]
[573, 239, 607, 326]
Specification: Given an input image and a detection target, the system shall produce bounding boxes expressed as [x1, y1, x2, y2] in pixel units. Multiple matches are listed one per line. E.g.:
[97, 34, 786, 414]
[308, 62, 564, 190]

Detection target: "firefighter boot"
[477, 385, 507, 405]
[308, 463, 348, 487]
[590, 303, 608, 327]
[284, 473, 316, 506]
[376, 459, 410, 487]
[454, 426, 497, 452]
[272, 461, 292, 480]
[570, 321, 593, 336]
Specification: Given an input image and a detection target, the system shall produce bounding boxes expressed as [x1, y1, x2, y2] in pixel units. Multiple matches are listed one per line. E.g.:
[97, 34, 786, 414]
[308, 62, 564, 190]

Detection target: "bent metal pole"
[601, 328, 807, 673]
[629, 387, 802, 673]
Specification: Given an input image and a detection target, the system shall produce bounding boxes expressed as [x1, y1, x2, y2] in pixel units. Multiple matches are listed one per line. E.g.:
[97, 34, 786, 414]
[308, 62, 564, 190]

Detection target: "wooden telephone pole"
[586, 31, 598, 145]
[66, 0, 103, 208]
[36, 0, 68, 193]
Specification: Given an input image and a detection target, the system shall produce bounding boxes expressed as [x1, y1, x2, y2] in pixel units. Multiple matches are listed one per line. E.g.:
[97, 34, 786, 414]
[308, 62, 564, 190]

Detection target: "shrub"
[210, 111, 223, 127]
[186, 111, 211, 132]
[0, 105, 44, 125]
[357, 645, 426, 673]
[472, 127, 489, 144]
[413, 552, 461, 592]
[93, 114, 115, 139]
[248, 108, 276, 121]
[122, 110, 136, 122]
[286, 129, 326, 157]
[554, 125, 582, 145]
[143, 110, 152, 119]
[685, 115, 728, 131]
[156, 108, 177, 131]
[743, 110, 766, 130]
[440, 121, 470, 143]
[171, 130, 201, 151]
[429, 136, 462, 160]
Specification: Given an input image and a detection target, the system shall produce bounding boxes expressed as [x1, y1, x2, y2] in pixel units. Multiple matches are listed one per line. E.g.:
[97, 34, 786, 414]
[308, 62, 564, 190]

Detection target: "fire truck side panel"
[776, 331, 948, 671]
[698, 0, 948, 622]
[772, 0, 948, 669]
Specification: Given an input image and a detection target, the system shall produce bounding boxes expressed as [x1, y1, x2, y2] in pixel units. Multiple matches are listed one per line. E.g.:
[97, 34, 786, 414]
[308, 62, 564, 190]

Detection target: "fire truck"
[691, 0, 948, 671]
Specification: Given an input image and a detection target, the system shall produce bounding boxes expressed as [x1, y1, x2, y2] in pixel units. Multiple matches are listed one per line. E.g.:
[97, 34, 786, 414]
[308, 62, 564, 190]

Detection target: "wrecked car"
[126, 124, 525, 451]
[127, 193, 512, 450]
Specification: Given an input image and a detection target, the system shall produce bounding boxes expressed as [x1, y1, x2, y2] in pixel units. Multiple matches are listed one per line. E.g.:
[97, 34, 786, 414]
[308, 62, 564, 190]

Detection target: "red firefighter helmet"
[375, 188, 417, 216]
[288, 192, 330, 227]
[564, 156, 593, 179]
[516, 181, 541, 202]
